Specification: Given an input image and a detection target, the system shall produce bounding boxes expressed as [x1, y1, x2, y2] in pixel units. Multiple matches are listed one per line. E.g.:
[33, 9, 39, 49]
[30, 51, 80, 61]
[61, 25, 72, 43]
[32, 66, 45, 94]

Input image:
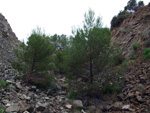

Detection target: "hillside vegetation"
[1, 0, 150, 113]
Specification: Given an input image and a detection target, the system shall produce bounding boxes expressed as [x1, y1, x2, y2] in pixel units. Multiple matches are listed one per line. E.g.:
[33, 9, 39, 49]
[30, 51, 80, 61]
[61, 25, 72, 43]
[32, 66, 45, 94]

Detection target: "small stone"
[16, 82, 22, 89]
[43, 97, 49, 100]
[112, 102, 123, 110]
[129, 108, 136, 112]
[73, 100, 83, 107]
[26, 96, 31, 100]
[6, 80, 15, 84]
[20, 94, 27, 100]
[6, 105, 20, 112]
[6, 103, 11, 107]
[23, 111, 30, 113]
[136, 96, 145, 102]
[122, 105, 130, 110]
[65, 104, 72, 109]
[135, 84, 145, 95]
[29, 86, 37, 91]
[135, 91, 140, 97]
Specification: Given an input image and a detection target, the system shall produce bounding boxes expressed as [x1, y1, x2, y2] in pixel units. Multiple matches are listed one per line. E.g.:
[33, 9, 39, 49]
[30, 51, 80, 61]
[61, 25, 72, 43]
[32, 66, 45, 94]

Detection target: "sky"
[0, 0, 149, 42]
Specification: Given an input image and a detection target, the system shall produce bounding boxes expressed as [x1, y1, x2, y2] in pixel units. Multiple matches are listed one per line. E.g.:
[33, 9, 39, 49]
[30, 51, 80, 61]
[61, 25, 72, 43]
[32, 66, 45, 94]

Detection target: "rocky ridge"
[109, 3, 150, 113]
[0, 13, 20, 64]
[111, 4, 150, 58]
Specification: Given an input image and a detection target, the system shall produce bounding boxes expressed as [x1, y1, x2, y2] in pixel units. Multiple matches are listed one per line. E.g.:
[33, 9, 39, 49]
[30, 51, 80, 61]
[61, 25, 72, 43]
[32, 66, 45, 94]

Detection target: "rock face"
[0, 13, 20, 64]
[0, 13, 21, 81]
[109, 4, 150, 113]
[111, 5, 150, 58]
[0, 13, 20, 82]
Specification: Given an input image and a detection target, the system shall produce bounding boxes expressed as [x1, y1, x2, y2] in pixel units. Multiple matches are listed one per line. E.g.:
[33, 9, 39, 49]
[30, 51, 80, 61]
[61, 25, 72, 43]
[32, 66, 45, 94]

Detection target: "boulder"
[73, 100, 83, 107]
[6, 105, 20, 112]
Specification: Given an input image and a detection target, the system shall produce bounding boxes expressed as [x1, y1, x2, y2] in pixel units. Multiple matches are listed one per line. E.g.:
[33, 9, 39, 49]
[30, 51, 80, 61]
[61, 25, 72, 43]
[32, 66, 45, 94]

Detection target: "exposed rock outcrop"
[0, 13, 20, 64]
[109, 4, 150, 113]
[0, 13, 20, 82]
[111, 5, 150, 58]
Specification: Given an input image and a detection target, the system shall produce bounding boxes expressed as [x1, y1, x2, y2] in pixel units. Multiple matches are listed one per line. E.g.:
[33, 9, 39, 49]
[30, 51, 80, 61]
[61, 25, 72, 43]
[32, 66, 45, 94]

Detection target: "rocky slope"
[0, 13, 21, 82]
[0, 13, 20, 64]
[109, 3, 150, 113]
[111, 3, 150, 58]
[1, 4, 150, 112]
[0, 14, 72, 113]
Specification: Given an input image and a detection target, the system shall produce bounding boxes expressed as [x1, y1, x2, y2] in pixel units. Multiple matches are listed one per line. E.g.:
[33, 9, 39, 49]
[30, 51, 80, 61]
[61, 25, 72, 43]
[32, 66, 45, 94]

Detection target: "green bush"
[12, 28, 56, 89]
[111, 11, 130, 30]
[132, 43, 139, 51]
[122, 60, 128, 67]
[142, 14, 150, 23]
[111, 47, 125, 66]
[144, 48, 150, 60]
[102, 83, 121, 94]
[101, 66, 124, 95]
[0, 107, 5, 113]
[0, 79, 9, 89]
[130, 50, 135, 59]
[122, 60, 135, 68]
[67, 91, 78, 100]
[54, 50, 65, 73]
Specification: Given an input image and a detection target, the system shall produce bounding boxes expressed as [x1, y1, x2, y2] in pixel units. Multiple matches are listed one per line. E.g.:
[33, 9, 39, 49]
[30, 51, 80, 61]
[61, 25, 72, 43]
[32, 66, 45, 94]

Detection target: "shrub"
[101, 67, 124, 94]
[122, 60, 128, 67]
[111, 47, 125, 66]
[130, 50, 135, 59]
[54, 50, 65, 73]
[121, 29, 127, 33]
[142, 14, 150, 23]
[130, 43, 139, 59]
[12, 28, 56, 89]
[122, 60, 135, 68]
[0, 107, 6, 113]
[111, 11, 130, 30]
[132, 43, 139, 51]
[67, 91, 78, 100]
[0, 79, 9, 89]
[102, 83, 121, 94]
[138, 1, 144, 8]
[144, 48, 150, 60]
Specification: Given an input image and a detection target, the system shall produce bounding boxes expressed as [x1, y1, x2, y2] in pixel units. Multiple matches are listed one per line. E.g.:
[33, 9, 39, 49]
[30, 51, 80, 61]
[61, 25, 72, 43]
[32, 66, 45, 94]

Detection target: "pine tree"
[66, 9, 111, 84]
[12, 28, 55, 88]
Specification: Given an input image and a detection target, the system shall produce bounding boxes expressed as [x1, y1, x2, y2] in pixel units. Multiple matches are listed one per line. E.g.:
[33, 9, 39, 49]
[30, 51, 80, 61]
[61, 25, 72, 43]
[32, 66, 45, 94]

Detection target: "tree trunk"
[90, 57, 93, 84]
[31, 52, 36, 75]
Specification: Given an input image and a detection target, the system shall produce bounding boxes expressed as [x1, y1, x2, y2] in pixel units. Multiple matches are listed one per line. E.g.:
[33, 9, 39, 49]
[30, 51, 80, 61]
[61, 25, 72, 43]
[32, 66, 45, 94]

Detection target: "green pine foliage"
[0, 107, 6, 113]
[111, 0, 144, 30]
[111, 11, 131, 30]
[0, 79, 9, 89]
[11, 9, 126, 95]
[102, 83, 121, 94]
[132, 43, 139, 51]
[12, 28, 56, 88]
[64, 9, 111, 84]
